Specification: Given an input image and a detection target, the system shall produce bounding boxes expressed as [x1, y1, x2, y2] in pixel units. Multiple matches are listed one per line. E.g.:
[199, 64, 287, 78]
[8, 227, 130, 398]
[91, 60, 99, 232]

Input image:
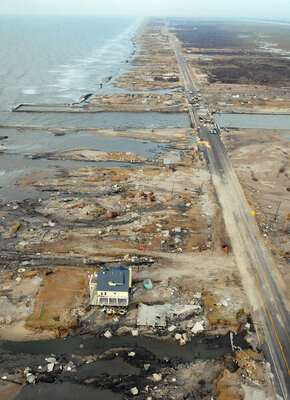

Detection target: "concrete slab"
[137, 302, 199, 327]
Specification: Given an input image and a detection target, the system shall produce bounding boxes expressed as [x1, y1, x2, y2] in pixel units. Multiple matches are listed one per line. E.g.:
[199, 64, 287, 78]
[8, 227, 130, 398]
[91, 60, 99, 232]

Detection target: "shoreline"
[0, 17, 288, 400]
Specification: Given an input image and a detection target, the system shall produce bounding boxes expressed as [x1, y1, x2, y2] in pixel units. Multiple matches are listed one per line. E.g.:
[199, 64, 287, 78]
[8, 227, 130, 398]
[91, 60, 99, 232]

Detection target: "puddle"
[213, 113, 290, 130]
[0, 111, 190, 129]
[76, 357, 140, 380]
[257, 40, 290, 57]
[0, 153, 132, 201]
[0, 187, 50, 202]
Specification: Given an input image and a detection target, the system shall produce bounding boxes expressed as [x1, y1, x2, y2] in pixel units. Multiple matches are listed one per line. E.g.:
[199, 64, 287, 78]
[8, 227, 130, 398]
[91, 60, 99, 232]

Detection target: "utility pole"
[171, 182, 175, 195]
[283, 213, 290, 232]
[199, 180, 204, 193]
[274, 201, 281, 222]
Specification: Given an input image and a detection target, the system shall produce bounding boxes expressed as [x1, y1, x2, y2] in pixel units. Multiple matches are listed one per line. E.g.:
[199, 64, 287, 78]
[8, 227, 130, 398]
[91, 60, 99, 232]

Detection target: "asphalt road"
[169, 31, 290, 399]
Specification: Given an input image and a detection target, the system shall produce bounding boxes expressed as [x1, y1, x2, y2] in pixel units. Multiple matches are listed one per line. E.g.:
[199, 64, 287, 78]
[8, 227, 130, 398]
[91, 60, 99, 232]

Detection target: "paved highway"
[169, 31, 290, 399]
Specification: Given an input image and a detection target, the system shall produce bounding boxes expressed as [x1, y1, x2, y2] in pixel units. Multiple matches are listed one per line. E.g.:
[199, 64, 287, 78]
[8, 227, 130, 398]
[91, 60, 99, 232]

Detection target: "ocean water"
[0, 15, 142, 108]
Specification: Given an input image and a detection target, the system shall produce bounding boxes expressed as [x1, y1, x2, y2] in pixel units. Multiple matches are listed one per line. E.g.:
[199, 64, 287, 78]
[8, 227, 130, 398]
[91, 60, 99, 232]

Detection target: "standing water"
[214, 113, 290, 130]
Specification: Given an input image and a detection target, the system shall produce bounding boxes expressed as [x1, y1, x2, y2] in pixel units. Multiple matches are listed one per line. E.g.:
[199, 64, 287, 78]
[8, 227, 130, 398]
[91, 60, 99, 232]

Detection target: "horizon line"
[0, 14, 289, 23]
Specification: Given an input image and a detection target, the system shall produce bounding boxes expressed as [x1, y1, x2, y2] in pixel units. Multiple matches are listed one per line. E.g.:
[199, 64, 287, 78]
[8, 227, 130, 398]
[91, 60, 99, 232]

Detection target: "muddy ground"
[0, 19, 281, 400]
[0, 334, 272, 400]
[0, 132, 276, 400]
[0, 142, 272, 398]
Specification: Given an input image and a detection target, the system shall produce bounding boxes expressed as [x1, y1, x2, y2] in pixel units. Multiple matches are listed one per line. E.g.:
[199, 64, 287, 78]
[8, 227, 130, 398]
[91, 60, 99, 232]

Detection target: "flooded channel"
[0, 129, 165, 158]
[14, 383, 124, 400]
[1, 333, 247, 400]
[214, 113, 290, 130]
[0, 111, 190, 129]
[1, 332, 247, 362]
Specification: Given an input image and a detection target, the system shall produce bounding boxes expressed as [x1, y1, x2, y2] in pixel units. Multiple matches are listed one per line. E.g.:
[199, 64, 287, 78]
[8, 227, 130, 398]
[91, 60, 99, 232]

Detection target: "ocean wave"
[47, 18, 143, 99]
[21, 88, 37, 95]
[0, 16, 143, 107]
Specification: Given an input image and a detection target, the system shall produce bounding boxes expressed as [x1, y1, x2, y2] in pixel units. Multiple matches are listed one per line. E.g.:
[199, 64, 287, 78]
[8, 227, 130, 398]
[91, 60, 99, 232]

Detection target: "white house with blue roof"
[89, 266, 132, 307]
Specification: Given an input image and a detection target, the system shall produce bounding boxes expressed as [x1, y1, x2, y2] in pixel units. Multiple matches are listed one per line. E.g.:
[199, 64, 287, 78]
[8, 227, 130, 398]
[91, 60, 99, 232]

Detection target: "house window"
[104, 292, 107, 295]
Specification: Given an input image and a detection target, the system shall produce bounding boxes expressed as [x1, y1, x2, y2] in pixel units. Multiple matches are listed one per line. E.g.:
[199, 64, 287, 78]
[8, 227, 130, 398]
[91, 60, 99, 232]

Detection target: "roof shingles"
[97, 267, 129, 293]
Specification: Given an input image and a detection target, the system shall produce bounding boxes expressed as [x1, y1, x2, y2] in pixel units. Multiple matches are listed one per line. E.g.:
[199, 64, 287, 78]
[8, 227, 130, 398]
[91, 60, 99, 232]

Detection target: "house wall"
[96, 291, 129, 306]
[96, 290, 128, 297]
[89, 270, 131, 307]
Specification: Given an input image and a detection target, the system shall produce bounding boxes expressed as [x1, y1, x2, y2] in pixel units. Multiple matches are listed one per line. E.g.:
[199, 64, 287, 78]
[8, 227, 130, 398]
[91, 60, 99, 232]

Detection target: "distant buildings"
[89, 266, 132, 308]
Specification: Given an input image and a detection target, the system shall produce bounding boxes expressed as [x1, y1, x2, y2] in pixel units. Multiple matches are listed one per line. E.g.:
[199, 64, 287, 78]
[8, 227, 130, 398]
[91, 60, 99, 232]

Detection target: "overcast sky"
[0, 0, 289, 20]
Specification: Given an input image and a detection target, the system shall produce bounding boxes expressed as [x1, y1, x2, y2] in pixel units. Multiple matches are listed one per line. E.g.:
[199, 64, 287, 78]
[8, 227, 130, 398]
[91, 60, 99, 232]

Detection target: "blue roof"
[97, 266, 129, 293]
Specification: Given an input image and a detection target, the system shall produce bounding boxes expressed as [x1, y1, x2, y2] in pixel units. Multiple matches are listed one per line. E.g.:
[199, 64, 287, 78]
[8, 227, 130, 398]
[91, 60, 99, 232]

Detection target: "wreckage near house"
[89, 266, 132, 311]
[137, 302, 201, 327]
